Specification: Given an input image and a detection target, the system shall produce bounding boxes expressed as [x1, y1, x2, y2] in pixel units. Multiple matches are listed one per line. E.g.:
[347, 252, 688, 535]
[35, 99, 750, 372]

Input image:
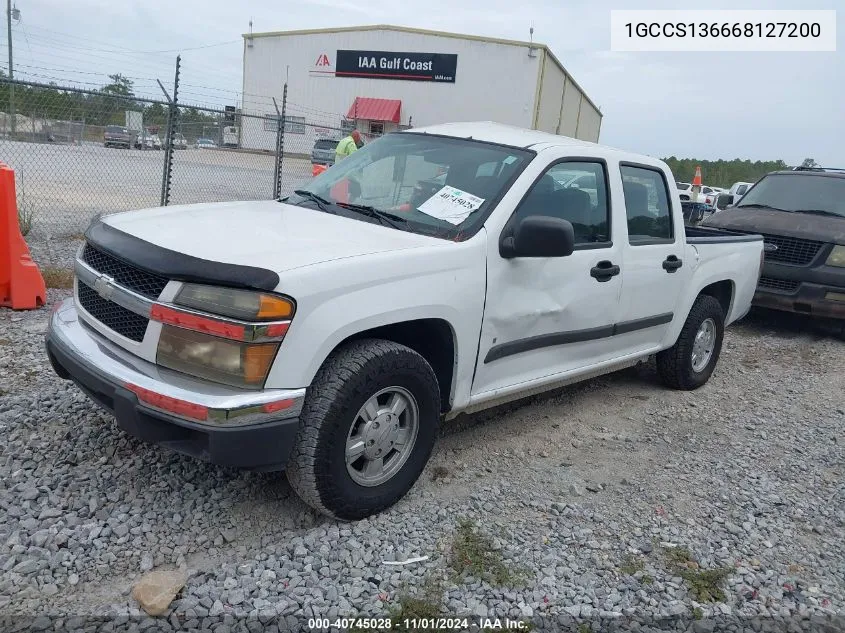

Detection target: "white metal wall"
[535, 52, 566, 135]
[240, 28, 601, 151]
[534, 51, 601, 143]
[575, 100, 602, 143]
[558, 76, 583, 139]
[241, 29, 542, 152]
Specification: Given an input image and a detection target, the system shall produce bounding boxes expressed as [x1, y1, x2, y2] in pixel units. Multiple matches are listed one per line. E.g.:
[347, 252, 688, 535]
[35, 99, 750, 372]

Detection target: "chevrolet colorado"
[46, 122, 765, 519]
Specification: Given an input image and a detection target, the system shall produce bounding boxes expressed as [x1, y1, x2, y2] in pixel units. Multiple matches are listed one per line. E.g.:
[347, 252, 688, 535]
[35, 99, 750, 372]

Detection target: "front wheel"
[286, 339, 440, 520]
[656, 294, 725, 390]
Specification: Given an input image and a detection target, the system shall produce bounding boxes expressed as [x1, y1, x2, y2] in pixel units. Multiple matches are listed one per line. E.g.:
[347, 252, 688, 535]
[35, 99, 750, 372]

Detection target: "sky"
[2, 0, 843, 165]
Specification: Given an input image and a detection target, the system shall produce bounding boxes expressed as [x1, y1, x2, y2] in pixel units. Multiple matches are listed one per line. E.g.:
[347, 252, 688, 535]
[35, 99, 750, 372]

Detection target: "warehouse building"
[240, 24, 602, 153]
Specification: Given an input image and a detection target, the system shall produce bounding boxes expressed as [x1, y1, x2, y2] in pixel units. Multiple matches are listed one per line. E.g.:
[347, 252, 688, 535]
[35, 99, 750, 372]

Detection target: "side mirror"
[500, 215, 575, 259]
[715, 194, 734, 210]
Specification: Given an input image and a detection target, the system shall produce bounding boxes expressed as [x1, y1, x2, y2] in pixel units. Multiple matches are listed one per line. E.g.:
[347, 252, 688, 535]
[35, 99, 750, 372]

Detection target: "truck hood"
[702, 206, 845, 244]
[100, 200, 444, 275]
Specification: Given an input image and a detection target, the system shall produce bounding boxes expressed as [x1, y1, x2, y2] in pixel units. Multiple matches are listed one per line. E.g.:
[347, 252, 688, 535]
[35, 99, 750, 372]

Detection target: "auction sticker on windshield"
[417, 186, 485, 225]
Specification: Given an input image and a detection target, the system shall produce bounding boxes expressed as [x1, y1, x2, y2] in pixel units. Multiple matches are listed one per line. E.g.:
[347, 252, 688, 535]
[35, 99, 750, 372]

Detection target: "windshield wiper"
[335, 202, 408, 230]
[793, 209, 843, 218]
[736, 203, 791, 212]
[292, 189, 335, 214]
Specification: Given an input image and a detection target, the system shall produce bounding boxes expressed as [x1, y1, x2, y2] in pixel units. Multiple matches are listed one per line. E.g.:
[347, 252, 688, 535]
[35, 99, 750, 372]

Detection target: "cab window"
[620, 165, 674, 244]
[510, 161, 610, 247]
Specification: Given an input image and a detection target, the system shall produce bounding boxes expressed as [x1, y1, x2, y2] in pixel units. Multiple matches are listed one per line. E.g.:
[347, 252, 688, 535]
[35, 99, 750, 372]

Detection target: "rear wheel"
[286, 339, 440, 520]
[656, 295, 724, 390]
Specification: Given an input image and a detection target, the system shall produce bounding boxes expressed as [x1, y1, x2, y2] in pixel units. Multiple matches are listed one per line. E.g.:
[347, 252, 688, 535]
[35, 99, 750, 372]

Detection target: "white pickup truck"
[46, 122, 765, 520]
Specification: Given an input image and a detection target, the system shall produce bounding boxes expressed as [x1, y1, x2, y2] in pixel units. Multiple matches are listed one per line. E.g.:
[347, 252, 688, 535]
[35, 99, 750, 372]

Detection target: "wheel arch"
[313, 318, 458, 414]
[698, 279, 735, 320]
[663, 277, 735, 349]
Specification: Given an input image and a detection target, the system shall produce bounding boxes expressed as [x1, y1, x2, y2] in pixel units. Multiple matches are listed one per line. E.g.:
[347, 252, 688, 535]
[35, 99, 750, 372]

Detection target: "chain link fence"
[0, 75, 370, 269]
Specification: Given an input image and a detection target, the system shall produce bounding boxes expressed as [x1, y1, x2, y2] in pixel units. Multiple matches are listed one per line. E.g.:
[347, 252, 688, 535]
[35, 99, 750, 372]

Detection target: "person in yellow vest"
[335, 129, 363, 163]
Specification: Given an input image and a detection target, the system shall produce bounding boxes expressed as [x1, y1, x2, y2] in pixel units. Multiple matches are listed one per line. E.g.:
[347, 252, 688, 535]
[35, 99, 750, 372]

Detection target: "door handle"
[662, 255, 683, 273]
[590, 260, 621, 282]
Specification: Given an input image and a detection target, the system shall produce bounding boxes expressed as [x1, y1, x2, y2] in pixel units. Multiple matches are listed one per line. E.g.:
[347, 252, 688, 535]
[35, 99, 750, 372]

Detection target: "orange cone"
[0, 162, 47, 309]
[692, 166, 702, 187]
[312, 163, 328, 177]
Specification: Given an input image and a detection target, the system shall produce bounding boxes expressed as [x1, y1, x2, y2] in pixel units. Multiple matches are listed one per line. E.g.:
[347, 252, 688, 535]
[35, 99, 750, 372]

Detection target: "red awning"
[346, 97, 401, 123]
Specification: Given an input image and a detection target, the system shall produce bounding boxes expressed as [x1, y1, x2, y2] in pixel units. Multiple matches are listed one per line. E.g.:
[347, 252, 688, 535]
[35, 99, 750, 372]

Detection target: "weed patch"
[619, 554, 644, 575]
[41, 267, 74, 289]
[18, 206, 35, 236]
[449, 519, 526, 587]
[662, 545, 731, 602]
[680, 567, 731, 602]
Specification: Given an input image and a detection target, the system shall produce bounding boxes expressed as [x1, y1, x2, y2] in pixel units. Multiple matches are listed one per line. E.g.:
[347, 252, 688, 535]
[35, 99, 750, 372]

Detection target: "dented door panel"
[472, 247, 624, 396]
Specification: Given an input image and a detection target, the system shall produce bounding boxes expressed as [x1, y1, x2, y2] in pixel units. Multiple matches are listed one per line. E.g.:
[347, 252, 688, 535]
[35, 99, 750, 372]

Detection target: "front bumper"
[754, 260, 845, 319]
[45, 298, 306, 471]
[754, 284, 845, 319]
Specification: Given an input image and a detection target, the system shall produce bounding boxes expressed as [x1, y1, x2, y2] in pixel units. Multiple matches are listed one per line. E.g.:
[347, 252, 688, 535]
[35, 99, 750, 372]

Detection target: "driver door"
[471, 158, 625, 397]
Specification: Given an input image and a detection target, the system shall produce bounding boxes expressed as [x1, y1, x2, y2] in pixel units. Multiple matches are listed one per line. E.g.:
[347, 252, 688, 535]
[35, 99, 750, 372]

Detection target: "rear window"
[736, 184, 748, 195]
[315, 139, 339, 150]
[106, 126, 128, 134]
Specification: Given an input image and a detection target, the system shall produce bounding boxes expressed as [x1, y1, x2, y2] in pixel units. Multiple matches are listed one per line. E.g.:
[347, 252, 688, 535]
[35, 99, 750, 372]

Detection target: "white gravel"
[1, 298, 843, 632]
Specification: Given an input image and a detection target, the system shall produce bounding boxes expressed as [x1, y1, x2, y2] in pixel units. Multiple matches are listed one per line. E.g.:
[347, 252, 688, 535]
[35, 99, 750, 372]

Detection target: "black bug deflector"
[85, 219, 281, 292]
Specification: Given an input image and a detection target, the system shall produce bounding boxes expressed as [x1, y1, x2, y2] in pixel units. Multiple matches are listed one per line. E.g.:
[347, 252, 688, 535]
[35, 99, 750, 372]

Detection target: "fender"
[264, 248, 487, 413]
[661, 242, 756, 348]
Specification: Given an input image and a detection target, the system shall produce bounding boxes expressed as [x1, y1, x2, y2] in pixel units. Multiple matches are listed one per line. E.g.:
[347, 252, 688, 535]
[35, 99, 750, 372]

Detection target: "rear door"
[614, 162, 692, 354]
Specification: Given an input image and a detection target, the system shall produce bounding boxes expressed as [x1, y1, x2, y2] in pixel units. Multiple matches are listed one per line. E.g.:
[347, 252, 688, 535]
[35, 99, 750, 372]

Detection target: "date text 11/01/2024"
[307, 617, 531, 630]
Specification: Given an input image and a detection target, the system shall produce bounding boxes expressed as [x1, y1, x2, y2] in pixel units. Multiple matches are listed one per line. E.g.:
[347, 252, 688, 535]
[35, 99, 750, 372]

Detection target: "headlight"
[175, 284, 295, 321]
[157, 326, 279, 389]
[826, 245, 845, 267]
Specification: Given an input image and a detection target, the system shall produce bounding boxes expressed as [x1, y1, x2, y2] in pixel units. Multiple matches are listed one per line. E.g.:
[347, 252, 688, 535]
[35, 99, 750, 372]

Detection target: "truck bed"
[685, 225, 763, 244]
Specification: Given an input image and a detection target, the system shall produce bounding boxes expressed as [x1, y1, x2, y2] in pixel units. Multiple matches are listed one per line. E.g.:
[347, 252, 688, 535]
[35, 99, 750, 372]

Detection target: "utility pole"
[6, 0, 15, 136]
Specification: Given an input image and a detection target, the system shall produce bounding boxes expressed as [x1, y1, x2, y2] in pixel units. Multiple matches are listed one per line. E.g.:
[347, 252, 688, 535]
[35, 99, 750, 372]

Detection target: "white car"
[172, 133, 188, 150]
[677, 182, 720, 205]
[134, 133, 155, 150]
[46, 121, 764, 520]
[729, 181, 755, 201]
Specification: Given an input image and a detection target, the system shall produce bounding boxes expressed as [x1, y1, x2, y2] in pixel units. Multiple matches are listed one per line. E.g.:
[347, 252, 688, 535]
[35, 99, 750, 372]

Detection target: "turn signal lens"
[258, 294, 294, 319]
[175, 284, 295, 321]
[243, 345, 278, 384]
[826, 245, 845, 268]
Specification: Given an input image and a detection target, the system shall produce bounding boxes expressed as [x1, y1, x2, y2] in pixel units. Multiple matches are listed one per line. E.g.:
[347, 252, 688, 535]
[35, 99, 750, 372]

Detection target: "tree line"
[661, 157, 795, 189]
[0, 72, 224, 134]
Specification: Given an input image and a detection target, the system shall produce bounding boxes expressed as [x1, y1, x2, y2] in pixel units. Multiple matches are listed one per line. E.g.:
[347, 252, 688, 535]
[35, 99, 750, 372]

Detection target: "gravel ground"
[1, 297, 843, 632]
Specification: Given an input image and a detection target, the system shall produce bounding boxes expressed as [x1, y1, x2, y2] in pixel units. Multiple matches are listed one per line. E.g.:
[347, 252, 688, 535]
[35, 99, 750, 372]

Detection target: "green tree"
[101, 74, 134, 97]
[662, 157, 790, 189]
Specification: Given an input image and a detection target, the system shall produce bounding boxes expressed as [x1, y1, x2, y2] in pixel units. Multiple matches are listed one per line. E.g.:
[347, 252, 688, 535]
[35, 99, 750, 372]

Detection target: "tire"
[286, 339, 440, 520]
[656, 294, 725, 390]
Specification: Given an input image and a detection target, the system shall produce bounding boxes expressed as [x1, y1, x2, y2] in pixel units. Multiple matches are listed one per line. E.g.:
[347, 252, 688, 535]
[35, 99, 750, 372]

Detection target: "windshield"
[737, 173, 845, 217]
[315, 139, 338, 149]
[288, 133, 533, 239]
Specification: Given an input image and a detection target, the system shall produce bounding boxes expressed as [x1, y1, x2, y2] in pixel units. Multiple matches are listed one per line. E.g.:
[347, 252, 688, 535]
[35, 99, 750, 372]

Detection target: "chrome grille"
[758, 277, 800, 293]
[81, 243, 168, 299]
[77, 282, 149, 342]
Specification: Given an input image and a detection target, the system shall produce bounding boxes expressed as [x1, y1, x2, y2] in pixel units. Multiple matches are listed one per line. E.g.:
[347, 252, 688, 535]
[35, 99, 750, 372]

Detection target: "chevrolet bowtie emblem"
[93, 274, 115, 300]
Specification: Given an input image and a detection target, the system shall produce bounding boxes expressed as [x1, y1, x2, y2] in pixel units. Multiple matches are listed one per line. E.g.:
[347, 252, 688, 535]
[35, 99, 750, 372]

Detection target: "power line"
[6, 32, 241, 82]
[13, 62, 158, 82]
[22, 23, 241, 55]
